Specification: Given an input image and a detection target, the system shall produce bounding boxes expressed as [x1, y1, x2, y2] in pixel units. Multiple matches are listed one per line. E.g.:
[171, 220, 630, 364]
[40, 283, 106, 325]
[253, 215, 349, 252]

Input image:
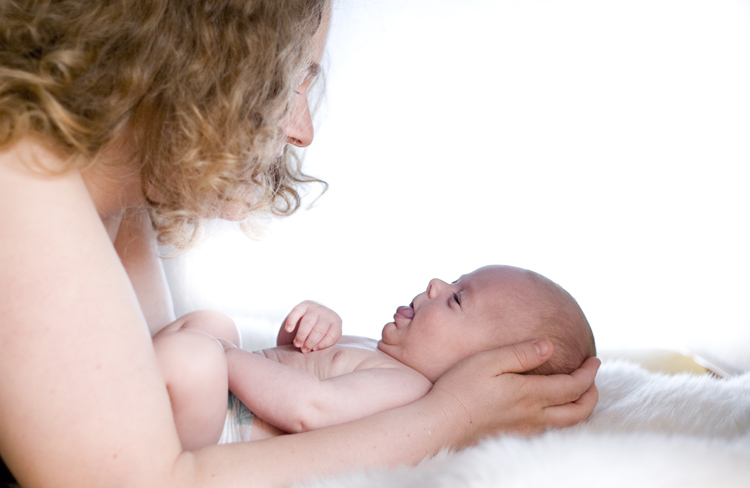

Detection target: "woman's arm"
[181, 341, 599, 487]
[0, 142, 184, 487]
[0, 142, 598, 488]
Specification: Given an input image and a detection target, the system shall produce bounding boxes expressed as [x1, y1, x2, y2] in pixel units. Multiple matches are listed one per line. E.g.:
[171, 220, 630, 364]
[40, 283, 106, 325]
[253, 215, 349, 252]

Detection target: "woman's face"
[280, 7, 330, 154]
[220, 7, 331, 221]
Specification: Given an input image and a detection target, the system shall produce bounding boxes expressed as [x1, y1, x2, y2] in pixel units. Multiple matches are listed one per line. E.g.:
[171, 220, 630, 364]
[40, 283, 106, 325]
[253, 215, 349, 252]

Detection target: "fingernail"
[534, 340, 549, 356]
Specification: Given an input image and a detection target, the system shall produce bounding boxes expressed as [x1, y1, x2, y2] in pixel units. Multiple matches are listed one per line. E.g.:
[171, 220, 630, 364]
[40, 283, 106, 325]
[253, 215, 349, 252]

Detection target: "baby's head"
[377, 265, 596, 382]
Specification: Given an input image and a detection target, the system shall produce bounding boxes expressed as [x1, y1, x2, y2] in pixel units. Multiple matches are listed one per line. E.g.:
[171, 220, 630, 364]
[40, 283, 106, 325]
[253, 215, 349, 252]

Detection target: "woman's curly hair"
[0, 0, 328, 249]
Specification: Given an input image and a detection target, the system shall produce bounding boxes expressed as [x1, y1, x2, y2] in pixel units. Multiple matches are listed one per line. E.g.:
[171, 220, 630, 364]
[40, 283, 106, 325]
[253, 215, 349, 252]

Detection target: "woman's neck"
[79, 137, 146, 241]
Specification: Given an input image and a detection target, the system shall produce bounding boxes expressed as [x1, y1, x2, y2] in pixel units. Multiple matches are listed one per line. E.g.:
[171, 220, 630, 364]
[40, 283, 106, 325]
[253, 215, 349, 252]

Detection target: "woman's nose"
[427, 278, 449, 299]
[284, 98, 314, 148]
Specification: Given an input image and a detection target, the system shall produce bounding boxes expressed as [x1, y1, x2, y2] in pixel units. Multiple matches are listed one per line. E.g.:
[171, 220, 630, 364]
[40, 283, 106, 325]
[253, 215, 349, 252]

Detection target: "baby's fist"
[278, 300, 342, 353]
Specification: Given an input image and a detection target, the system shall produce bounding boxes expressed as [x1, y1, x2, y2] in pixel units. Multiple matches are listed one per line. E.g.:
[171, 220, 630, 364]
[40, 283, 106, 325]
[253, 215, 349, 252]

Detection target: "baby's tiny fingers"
[301, 324, 327, 352]
[313, 332, 338, 351]
[293, 314, 318, 347]
[283, 317, 297, 333]
[282, 307, 305, 332]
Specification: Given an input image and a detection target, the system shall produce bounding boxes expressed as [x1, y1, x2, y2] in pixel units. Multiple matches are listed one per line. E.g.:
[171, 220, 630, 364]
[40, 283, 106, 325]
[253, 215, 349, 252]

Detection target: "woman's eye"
[453, 293, 461, 305]
[296, 65, 319, 91]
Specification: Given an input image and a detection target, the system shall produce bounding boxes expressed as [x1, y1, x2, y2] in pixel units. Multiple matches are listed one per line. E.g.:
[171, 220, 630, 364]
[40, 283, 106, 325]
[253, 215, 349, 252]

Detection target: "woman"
[0, 1, 600, 487]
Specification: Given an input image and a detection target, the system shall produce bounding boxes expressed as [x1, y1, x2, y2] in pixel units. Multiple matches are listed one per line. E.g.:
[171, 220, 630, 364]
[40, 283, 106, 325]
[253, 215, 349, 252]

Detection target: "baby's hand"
[277, 300, 342, 353]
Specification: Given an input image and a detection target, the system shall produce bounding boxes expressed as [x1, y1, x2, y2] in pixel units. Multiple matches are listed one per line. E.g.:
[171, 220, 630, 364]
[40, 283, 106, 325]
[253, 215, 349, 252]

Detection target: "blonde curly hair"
[0, 0, 328, 249]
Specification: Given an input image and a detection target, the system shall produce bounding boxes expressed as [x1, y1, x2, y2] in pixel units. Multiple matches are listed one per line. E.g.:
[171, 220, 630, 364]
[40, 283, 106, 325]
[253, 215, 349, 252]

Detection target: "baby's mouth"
[394, 303, 415, 320]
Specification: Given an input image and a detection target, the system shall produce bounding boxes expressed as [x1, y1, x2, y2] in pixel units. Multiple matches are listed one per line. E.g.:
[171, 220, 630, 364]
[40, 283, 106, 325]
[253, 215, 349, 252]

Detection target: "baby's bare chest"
[264, 336, 394, 379]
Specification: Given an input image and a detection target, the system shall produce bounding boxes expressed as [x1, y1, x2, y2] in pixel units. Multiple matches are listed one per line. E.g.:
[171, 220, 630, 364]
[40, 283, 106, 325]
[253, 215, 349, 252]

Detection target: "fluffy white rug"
[297, 361, 750, 488]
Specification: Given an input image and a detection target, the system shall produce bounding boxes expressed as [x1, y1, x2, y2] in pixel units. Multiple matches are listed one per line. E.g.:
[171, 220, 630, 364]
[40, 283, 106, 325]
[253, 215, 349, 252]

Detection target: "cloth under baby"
[219, 393, 255, 443]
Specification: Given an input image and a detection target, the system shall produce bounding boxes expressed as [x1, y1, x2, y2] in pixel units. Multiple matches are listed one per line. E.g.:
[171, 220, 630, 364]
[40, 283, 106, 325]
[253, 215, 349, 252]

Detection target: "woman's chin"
[218, 202, 252, 221]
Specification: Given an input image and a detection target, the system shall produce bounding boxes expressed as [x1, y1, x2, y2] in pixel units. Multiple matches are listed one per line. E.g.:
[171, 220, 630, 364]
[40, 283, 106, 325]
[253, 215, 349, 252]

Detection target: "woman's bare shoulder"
[0, 137, 136, 356]
[0, 138, 78, 173]
[0, 140, 103, 252]
[0, 139, 181, 486]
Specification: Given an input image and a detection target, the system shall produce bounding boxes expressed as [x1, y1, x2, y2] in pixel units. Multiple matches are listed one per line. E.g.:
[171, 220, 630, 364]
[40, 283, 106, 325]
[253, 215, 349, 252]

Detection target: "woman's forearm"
[182, 395, 456, 487]
[1, 146, 448, 487]
[183, 345, 601, 487]
[0, 143, 598, 487]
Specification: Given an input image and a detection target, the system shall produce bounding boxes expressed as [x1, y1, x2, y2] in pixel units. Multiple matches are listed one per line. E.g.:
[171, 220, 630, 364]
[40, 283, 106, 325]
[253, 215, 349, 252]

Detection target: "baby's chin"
[376, 332, 397, 355]
[378, 322, 400, 347]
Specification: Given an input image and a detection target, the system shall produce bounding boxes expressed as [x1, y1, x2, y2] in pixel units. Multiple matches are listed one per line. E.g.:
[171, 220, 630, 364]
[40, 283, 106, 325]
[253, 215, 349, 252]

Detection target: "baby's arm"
[276, 300, 342, 353]
[223, 344, 432, 433]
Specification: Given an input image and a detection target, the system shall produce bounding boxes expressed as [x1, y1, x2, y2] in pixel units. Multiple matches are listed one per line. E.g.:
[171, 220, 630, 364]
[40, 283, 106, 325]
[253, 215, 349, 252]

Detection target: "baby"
[155, 265, 596, 449]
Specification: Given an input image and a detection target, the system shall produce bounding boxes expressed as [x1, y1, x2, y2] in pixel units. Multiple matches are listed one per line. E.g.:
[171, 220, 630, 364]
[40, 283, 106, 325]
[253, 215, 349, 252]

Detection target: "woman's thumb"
[493, 339, 553, 374]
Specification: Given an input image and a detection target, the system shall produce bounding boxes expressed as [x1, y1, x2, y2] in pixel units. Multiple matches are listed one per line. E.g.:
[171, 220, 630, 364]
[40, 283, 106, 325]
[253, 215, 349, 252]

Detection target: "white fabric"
[297, 361, 750, 488]
[218, 393, 255, 444]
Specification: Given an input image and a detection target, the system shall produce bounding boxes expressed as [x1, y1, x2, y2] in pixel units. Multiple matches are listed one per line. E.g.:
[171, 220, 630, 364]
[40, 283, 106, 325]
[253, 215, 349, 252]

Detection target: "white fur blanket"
[297, 361, 750, 488]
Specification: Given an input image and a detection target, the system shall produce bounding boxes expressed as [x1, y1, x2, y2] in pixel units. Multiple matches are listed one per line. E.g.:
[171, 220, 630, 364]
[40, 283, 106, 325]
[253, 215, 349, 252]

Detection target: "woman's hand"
[429, 339, 600, 446]
[276, 300, 342, 353]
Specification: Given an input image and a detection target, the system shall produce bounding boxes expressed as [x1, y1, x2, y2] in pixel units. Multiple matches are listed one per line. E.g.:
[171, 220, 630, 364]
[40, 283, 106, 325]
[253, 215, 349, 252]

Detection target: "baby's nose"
[427, 278, 449, 299]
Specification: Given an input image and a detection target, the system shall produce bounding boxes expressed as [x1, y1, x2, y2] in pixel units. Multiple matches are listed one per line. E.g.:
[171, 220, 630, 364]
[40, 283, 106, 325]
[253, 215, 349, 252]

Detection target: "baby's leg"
[161, 310, 242, 346]
[153, 327, 228, 451]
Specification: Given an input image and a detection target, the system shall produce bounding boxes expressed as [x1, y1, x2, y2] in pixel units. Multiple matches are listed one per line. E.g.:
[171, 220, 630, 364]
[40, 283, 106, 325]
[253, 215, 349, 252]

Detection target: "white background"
[166, 0, 750, 353]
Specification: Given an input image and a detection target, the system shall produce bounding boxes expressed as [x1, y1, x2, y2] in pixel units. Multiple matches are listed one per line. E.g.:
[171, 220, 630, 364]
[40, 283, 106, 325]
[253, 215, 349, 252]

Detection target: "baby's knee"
[153, 329, 228, 387]
[175, 310, 241, 346]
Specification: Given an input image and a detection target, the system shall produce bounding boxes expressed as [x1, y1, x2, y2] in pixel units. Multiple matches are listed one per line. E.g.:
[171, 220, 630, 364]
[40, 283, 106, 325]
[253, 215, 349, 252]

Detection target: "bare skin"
[161, 264, 596, 451]
[228, 337, 433, 437]
[0, 12, 599, 485]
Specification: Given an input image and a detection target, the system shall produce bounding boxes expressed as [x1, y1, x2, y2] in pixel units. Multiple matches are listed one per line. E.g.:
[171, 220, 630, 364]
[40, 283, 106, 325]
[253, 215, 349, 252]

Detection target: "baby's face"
[377, 265, 541, 382]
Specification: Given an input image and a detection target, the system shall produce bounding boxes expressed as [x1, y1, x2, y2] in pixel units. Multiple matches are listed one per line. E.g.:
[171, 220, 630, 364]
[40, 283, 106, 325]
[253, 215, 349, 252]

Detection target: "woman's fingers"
[428, 340, 557, 443]
[432, 343, 601, 440]
[524, 356, 600, 429]
[433, 339, 554, 400]
[487, 339, 555, 374]
[542, 381, 599, 428]
[539, 356, 601, 406]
